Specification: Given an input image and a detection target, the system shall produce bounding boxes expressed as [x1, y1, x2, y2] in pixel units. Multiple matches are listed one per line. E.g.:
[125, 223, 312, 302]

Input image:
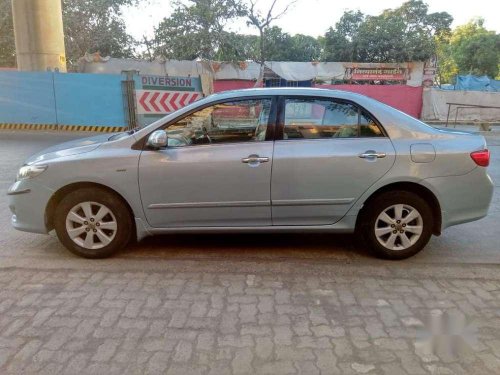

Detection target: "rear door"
[271, 96, 396, 225]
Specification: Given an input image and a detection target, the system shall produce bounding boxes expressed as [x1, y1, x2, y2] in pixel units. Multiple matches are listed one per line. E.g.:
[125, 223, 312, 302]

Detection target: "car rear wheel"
[54, 188, 132, 258]
[361, 191, 433, 260]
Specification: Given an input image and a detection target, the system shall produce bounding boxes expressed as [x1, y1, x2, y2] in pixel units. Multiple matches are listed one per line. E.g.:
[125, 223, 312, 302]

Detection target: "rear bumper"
[423, 167, 494, 230]
[8, 180, 53, 234]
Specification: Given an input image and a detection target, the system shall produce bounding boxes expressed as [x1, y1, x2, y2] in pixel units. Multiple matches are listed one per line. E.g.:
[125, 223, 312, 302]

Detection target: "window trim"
[134, 96, 278, 150]
[275, 95, 387, 141]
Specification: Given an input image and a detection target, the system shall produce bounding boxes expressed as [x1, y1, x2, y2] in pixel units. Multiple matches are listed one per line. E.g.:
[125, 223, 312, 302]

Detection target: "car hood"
[25, 133, 113, 165]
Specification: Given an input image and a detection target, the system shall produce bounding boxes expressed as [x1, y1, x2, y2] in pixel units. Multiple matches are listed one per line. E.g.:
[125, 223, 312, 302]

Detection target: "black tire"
[54, 187, 133, 258]
[360, 190, 433, 260]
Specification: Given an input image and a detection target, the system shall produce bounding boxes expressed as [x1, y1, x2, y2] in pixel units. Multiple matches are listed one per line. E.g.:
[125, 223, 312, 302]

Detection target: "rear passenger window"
[360, 110, 383, 137]
[283, 98, 383, 139]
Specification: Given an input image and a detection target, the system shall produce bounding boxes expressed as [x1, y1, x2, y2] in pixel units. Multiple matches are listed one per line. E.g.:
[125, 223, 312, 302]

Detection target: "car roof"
[209, 87, 352, 98]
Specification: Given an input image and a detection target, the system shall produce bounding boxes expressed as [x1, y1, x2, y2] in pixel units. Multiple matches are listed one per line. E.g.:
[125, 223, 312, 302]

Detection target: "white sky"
[123, 0, 500, 40]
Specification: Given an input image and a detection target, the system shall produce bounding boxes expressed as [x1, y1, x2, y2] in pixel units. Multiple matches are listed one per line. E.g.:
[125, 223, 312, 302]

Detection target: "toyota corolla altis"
[8, 88, 494, 259]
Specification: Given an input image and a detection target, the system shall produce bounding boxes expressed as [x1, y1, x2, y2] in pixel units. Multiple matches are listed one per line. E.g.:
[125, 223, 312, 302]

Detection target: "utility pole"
[11, 0, 67, 72]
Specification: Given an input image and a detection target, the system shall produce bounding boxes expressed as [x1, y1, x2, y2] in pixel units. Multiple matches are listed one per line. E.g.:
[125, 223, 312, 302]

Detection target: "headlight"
[16, 165, 48, 181]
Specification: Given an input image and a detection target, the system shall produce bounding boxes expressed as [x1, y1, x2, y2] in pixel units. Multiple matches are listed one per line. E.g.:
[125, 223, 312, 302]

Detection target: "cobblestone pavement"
[1, 129, 500, 374]
[1, 267, 500, 375]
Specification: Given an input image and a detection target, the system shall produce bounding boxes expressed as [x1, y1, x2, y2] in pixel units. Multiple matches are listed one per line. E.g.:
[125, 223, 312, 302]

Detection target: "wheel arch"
[356, 181, 442, 235]
[45, 182, 136, 239]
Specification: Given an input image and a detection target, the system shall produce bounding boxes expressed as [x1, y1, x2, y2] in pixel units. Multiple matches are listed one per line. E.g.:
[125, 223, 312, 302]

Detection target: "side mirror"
[147, 130, 168, 149]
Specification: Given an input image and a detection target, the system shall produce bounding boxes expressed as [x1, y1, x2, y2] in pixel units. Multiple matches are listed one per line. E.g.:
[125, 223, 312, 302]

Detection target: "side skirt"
[134, 214, 358, 240]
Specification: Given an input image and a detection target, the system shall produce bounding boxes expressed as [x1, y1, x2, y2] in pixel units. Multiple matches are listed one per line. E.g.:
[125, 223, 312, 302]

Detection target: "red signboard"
[347, 68, 408, 81]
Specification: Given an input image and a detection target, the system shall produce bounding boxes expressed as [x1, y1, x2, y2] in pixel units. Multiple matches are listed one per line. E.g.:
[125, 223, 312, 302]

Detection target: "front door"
[139, 97, 275, 228]
[271, 96, 396, 225]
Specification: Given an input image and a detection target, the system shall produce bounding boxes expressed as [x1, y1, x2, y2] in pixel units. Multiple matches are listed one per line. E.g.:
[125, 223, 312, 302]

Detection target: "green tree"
[322, 10, 364, 61]
[260, 26, 292, 61]
[213, 28, 321, 62]
[153, 0, 246, 60]
[436, 37, 458, 84]
[215, 32, 259, 61]
[0, 0, 16, 67]
[288, 34, 322, 61]
[245, 0, 297, 64]
[63, 0, 139, 69]
[449, 19, 499, 77]
[263, 28, 321, 61]
[354, 11, 409, 62]
[153, 1, 302, 63]
[322, 0, 452, 62]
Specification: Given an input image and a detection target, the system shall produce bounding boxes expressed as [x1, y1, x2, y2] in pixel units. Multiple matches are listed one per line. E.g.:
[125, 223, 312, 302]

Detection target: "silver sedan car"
[8, 88, 494, 259]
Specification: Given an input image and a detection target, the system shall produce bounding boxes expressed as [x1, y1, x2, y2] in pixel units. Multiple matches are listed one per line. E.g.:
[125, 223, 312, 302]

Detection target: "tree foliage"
[152, 0, 318, 64]
[245, 0, 297, 64]
[63, 0, 138, 69]
[211, 27, 321, 62]
[322, 0, 453, 62]
[436, 38, 458, 84]
[215, 32, 259, 61]
[448, 19, 499, 78]
[262, 27, 321, 61]
[322, 10, 363, 62]
[153, 0, 246, 60]
[284, 33, 322, 61]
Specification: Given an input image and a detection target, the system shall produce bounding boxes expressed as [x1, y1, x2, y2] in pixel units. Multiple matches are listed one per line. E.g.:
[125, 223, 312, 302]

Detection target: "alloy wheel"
[65, 201, 117, 250]
[374, 204, 423, 251]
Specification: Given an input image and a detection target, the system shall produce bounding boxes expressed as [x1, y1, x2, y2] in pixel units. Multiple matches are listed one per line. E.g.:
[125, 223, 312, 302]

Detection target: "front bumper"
[423, 167, 494, 230]
[8, 180, 54, 234]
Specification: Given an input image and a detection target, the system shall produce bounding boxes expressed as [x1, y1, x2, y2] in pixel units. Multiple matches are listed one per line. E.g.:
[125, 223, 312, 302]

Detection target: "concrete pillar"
[11, 0, 67, 72]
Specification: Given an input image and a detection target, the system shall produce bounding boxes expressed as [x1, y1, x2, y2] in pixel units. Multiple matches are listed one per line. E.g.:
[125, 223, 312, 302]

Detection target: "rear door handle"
[359, 151, 386, 159]
[242, 155, 269, 164]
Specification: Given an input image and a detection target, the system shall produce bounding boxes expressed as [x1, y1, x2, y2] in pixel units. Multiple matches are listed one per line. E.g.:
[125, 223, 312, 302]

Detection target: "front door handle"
[359, 151, 386, 159]
[241, 155, 269, 164]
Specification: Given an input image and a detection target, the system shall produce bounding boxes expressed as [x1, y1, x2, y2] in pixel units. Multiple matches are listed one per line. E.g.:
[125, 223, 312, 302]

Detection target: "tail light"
[470, 149, 490, 167]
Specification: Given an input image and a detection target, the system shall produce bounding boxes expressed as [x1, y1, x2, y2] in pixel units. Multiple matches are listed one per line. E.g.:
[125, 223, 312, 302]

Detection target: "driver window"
[166, 98, 272, 147]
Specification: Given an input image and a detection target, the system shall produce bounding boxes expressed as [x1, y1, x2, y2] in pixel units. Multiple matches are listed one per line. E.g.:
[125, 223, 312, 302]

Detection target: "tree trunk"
[255, 28, 265, 88]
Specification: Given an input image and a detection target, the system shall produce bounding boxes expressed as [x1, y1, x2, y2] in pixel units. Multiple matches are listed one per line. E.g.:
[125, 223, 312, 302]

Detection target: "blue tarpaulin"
[454, 75, 500, 92]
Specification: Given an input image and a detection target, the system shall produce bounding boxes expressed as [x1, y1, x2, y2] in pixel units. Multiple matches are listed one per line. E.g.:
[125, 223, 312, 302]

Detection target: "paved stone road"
[1, 267, 500, 375]
[1, 129, 500, 374]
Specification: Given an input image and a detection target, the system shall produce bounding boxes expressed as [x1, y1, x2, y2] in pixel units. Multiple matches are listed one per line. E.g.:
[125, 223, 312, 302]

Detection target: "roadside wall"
[0, 72, 426, 131]
[0, 71, 126, 130]
[212, 81, 424, 118]
[0, 72, 57, 125]
[54, 73, 125, 126]
[315, 84, 423, 118]
[214, 80, 259, 92]
[422, 88, 500, 122]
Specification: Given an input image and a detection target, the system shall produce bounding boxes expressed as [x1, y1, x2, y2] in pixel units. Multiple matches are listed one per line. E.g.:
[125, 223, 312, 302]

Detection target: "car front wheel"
[362, 191, 433, 260]
[54, 187, 132, 258]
